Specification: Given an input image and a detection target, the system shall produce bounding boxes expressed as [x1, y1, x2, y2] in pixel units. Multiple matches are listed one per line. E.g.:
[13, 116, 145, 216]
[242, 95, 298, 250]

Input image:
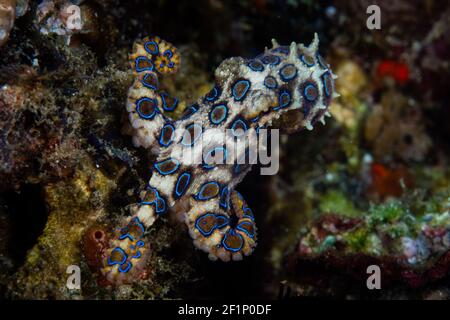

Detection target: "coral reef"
[288, 193, 450, 284]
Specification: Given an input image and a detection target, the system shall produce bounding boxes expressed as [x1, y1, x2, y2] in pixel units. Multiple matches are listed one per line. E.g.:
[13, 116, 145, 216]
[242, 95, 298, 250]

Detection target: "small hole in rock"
[2, 184, 48, 265]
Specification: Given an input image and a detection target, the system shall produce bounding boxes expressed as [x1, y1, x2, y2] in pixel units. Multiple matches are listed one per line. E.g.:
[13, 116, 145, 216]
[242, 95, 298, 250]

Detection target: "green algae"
[319, 190, 362, 218]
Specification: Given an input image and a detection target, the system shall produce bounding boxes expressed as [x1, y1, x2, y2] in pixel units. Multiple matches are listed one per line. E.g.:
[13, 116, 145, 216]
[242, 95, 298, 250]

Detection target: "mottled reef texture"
[1, 0, 450, 299]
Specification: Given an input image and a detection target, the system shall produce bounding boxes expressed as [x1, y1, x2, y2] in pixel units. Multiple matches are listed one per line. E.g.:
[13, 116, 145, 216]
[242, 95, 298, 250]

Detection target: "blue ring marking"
[131, 217, 145, 236]
[273, 46, 290, 55]
[203, 146, 227, 170]
[118, 261, 132, 273]
[141, 72, 159, 90]
[219, 187, 229, 209]
[236, 221, 255, 238]
[317, 54, 328, 69]
[263, 76, 278, 89]
[144, 40, 159, 55]
[136, 240, 145, 247]
[141, 186, 160, 206]
[174, 172, 191, 198]
[222, 229, 244, 252]
[243, 207, 254, 221]
[251, 116, 260, 123]
[136, 97, 158, 119]
[135, 56, 154, 72]
[273, 89, 292, 110]
[195, 213, 218, 237]
[159, 123, 175, 147]
[215, 214, 229, 229]
[247, 60, 264, 72]
[279, 64, 298, 82]
[321, 72, 332, 97]
[160, 92, 178, 111]
[261, 54, 281, 65]
[299, 54, 315, 67]
[163, 49, 173, 58]
[155, 197, 166, 214]
[303, 83, 318, 102]
[154, 158, 180, 175]
[181, 123, 203, 146]
[232, 79, 251, 101]
[181, 104, 199, 119]
[119, 217, 145, 240]
[119, 233, 134, 241]
[204, 85, 221, 102]
[230, 118, 249, 136]
[195, 181, 221, 201]
[132, 250, 142, 259]
[108, 247, 127, 266]
[209, 104, 228, 125]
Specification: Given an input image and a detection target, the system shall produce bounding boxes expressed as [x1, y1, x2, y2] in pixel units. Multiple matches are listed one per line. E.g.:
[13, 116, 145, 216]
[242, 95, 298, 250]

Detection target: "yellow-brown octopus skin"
[96, 35, 337, 284]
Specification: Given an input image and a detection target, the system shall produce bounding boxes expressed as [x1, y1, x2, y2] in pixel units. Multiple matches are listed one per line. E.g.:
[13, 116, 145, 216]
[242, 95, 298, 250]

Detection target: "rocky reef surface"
[0, 0, 449, 299]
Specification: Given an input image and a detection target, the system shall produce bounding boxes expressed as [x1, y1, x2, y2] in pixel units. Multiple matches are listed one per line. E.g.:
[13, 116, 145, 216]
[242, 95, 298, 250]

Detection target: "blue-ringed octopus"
[94, 35, 337, 285]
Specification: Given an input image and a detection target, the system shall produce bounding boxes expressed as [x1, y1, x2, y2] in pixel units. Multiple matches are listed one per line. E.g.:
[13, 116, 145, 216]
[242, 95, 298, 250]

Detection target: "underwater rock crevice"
[1, 183, 48, 266]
